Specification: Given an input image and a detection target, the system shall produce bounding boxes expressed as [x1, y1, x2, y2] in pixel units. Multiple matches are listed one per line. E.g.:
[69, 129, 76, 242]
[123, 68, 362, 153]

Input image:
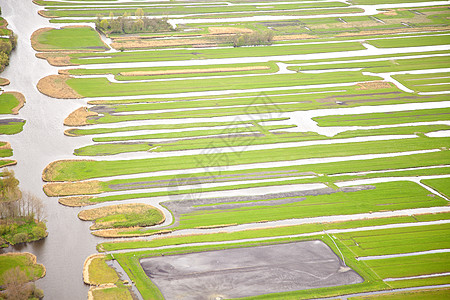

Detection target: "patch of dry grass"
[121, 65, 270, 76]
[357, 81, 392, 90]
[35, 52, 75, 66]
[58, 196, 94, 207]
[37, 75, 82, 99]
[273, 34, 316, 41]
[208, 27, 254, 34]
[43, 180, 102, 197]
[64, 107, 98, 126]
[0, 77, 10, 86]
[111, 38, 216, 49]
[93, 228, 172, 238]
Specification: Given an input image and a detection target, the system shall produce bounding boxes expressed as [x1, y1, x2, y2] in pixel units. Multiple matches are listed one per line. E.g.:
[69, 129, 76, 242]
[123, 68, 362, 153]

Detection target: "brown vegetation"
[79, 203, 164, 221]
[37, 75, 82, 99]
[357, 81, 392, 90]
[43, 180, 102, 197]
[36, 52, 74, 66]
[93, 228, 172, 238]
[64, 107, 98, 126]
[0, 77, 10, 86]
[58, 196, 94, 207]
[121, 65, 270, 77]
[273, 34, 316, 41]
[208, 27, 254, 34]
[112, 37, 216, 49]
[30, 27, 52, 52]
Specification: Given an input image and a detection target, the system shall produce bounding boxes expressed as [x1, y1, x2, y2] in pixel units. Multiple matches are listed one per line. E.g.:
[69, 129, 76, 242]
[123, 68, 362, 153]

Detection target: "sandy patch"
[357, 81, 392, 90]
[381, 9, 398, 16]
[121, 65, 270, 77]
[58, 196, 94, 207]
[43, 180, 102, 197]
[208, 27, 254, 34]
[37, 75, 82, 99]
[64, 107, 98, 126]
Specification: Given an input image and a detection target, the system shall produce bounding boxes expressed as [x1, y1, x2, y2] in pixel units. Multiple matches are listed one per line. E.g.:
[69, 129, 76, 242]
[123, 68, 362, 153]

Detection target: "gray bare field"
[140, 241, 363, 299]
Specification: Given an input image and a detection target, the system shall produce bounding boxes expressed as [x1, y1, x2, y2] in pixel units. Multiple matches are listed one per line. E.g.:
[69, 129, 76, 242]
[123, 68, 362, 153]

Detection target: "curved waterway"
[0, 1, 100, 298]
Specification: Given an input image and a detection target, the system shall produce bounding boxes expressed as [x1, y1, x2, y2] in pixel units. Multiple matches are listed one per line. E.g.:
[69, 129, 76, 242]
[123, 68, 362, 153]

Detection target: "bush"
[233, 30, 274, 47]
[31, 226, 46, 240]
[11, 232, 28, 244]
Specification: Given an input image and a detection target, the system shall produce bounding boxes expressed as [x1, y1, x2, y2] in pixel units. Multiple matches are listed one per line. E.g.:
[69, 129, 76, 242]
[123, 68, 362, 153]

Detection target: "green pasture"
[421, 177, 450, 198]
[313, 108, 450, 127]
[35, 26, 108, 51]
[43, 136, 450, 181]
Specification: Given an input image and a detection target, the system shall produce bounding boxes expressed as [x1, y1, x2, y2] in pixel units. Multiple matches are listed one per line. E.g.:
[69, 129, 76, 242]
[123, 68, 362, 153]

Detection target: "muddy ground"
[140, 240, 363, 300]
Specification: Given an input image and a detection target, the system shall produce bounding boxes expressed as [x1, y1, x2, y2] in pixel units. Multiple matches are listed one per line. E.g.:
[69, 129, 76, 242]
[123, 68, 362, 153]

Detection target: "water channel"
[0, 1, 98, 298]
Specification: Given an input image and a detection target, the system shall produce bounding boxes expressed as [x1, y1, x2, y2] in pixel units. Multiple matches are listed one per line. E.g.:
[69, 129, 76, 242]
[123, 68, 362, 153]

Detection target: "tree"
[135, 8, 144, 18]
[2, 267, 33, 300]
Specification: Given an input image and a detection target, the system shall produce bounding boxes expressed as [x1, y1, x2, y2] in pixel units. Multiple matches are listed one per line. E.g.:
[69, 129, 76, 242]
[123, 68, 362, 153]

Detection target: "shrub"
[12, 232, 28, 244]
[31, 226, 46, 240]
[233, 30, 274, 47]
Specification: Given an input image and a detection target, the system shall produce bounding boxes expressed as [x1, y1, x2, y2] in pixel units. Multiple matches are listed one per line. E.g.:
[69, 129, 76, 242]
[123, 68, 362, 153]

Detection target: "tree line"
[0, 169, 47, 246]
[95, 8, 175, 34]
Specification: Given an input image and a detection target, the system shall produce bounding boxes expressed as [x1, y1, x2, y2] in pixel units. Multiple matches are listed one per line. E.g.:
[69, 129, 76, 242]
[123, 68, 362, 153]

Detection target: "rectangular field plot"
[140, 241, 363, 300]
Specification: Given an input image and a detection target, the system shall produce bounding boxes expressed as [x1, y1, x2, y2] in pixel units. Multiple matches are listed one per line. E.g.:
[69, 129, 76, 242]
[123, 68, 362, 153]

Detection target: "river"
[0, 1, 100, 299]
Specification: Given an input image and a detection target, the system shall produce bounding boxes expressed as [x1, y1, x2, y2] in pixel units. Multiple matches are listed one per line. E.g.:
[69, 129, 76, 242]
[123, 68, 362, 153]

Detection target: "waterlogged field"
[32, 0, 450, 299]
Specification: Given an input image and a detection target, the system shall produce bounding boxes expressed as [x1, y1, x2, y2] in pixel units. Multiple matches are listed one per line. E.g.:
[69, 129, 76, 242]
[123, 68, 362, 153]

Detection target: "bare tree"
[2, 267, 33, 300]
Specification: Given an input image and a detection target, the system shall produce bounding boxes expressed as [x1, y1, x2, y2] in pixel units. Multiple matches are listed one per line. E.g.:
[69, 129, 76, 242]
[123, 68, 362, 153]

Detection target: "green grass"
[74, 142, 153, 156]
[0, 119, 25, 135]
[393, 72, 450, 93]
[117, 181, 447, 235]
[0, 253, 45, 285]
[68, 61, 279, 80]
[71, 150, 450, 202]
[364, 252, 450, 279]
[421, 177, 450, 198]
[67, 71, 378, 97]
[349, 287, 450, 300]
[0, 93, 20, 114]
[35, 26, 108, 51]
[43, 136, 450, 181]
[41, 2, 350, 18]
[337, 223, 450, 257]
[67, 118, 285, 136]
[91, 286, 133, 300]
[98, 213, 450, 252]
[88, 256, 119, 285]
[313, 108, 450, 127]
[368, 34, 450, 48]
[69, 42, 366, 65]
